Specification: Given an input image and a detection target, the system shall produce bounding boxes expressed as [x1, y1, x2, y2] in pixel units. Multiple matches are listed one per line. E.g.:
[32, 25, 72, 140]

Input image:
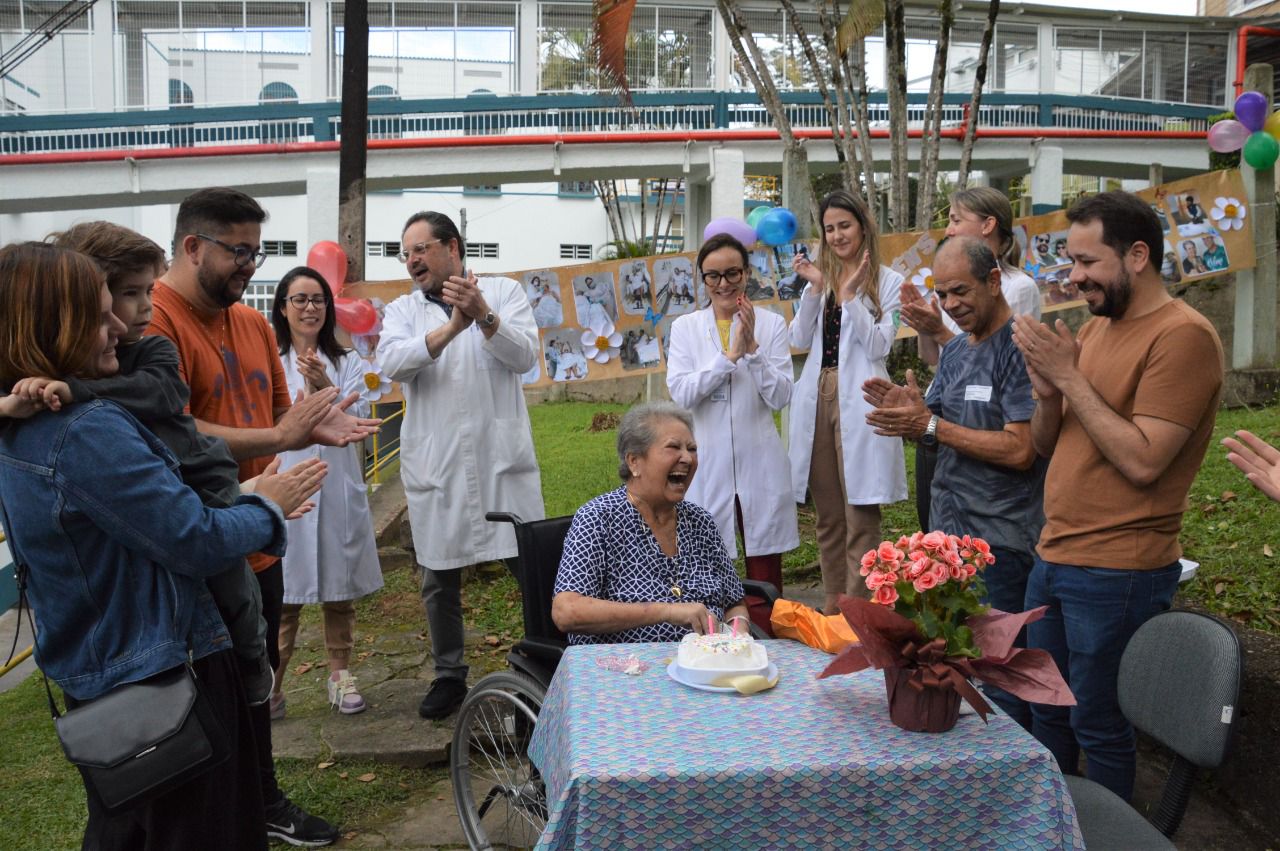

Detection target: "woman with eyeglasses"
[666, 233, 798, 633]
[267, 267, 383, 717]
[789, 190, 907, 615]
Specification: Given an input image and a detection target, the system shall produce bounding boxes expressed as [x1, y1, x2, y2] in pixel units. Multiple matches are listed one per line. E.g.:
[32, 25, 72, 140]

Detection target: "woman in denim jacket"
[0, 242, 325, 851]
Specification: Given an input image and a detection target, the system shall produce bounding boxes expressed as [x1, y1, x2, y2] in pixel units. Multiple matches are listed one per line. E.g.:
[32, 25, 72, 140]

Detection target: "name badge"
[711, 386, 729, 402]
[964, 385, 993, 402]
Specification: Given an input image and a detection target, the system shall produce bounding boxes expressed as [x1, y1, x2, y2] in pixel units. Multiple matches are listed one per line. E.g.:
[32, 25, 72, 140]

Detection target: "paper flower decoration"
[581, 317, 622, 364]
[359, 361, 391, 403]
[1210, 197, 1247, 231]
[910, 267, 935, 298]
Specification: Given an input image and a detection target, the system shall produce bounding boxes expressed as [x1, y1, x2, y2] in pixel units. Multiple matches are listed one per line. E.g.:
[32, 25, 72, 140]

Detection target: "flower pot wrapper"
[884, 662, 962, 733]
[770, 598, 859, 654]
[818, 596, 1076, 725]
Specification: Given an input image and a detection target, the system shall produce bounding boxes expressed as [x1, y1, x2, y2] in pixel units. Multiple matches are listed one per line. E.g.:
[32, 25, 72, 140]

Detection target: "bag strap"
[0, 499, 61, 719]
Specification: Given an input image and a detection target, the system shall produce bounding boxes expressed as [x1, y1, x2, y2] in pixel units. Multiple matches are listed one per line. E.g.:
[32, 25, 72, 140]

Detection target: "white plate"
[666, 661, 780, 694]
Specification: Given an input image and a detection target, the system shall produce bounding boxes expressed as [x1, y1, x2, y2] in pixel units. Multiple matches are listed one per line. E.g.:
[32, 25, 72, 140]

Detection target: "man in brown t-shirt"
[1012, 191, 1223, 802]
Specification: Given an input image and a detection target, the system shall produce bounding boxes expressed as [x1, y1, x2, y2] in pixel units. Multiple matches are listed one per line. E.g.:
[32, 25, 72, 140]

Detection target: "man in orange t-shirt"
[1012, 191, 1223, 804]
[149, 187, 377, 847]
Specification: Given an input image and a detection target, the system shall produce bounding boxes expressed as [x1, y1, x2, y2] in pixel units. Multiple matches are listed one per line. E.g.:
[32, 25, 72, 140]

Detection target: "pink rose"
[877, 542, 902, 563]
[943, 550, 962, 568]
[932, 562, 950, 583]
[908, 532, 925, 551]
[865, 571, 884, 591]
[964, 563, 978, 578]
[984, 553, 996, 565]
[949, 563, 965, 581]
[913, 572, 938, 592]
[972, 537, 992, 556]
[907, 557, 930, 580]
[873, 584, 899, 606]
[921, 531, 948, 552]
[896, 535, 911, 550]
[860, 551, 878, 573]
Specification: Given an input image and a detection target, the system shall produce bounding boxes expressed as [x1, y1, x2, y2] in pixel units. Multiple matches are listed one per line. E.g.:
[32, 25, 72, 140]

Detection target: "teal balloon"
[1243, 131, 1280, 169]
[746, 205, 773, 228]
[756, 208, 798, 246]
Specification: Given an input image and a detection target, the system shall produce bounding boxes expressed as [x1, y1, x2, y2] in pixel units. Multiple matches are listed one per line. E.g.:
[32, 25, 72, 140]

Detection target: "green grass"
[3, 399, 1277, 848]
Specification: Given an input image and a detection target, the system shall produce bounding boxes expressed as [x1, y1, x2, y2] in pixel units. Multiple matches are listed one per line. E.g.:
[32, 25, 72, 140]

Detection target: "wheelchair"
[449, 511, 779, 851]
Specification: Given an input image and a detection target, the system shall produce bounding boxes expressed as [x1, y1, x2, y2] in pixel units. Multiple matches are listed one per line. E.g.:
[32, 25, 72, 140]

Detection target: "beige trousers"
[277, 600, 357, 678]
[810, 368, 881, 600]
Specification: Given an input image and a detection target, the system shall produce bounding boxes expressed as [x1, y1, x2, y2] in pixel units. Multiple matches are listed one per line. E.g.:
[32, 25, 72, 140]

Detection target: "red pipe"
[0, 126, 1208, 167]
[1235, 26, 1280, 98]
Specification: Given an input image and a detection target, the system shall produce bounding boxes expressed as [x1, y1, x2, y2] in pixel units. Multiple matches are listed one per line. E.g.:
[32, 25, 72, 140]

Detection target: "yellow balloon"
[1265, 109, 1280, 141]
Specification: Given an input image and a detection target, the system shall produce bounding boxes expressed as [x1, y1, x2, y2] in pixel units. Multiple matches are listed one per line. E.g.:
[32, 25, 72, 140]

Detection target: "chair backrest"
[1118, 610, 1242, 769]
[509, 515, 573, 646]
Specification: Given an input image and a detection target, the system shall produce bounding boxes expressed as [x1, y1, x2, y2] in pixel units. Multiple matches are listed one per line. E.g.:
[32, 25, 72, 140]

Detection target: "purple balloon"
[1235, 91, 1269, 133]
[1208, 119, 1250, 153]
[703, 216, 757, 247]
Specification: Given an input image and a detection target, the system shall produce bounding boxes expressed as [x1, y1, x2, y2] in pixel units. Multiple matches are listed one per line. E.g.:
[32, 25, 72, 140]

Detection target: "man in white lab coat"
[378, 211, 545, 719]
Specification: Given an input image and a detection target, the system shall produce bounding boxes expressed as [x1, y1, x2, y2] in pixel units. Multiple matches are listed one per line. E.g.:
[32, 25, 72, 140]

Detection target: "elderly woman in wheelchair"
[551, 401, 751, 644]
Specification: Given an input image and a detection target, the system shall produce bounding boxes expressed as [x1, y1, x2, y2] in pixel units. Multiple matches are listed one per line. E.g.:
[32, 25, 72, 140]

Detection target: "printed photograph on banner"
[544, 329, 590, 382]
[523, 270, 564, 328]
[1177, 236, 1209, 277]
[1151, 203, 1172, 234]
[619, 326, 663, 370]
[1012, 224, 1029, 266]
[571, 273, 618, 326]
[656, 315, 678, 362]
[653, 256, 698, 316]
[1027, 231, 1070, 269]
[1169, 192, 1208, 227]
[745, 248, 777, 301]
[1177, 229, 1229, 277]
[619, 259, 654, 315]
[1160, 239, 1183, 285]
[772, 242, 810, 300]
[1040, 268, 1080, 305]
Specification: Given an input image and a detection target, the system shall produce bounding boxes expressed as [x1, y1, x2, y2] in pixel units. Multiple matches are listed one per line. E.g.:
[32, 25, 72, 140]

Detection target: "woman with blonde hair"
[789, 190, 907, 614]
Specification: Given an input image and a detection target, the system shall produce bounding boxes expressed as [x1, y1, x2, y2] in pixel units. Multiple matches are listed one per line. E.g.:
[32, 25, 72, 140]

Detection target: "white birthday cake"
[676, 632, 769, 673]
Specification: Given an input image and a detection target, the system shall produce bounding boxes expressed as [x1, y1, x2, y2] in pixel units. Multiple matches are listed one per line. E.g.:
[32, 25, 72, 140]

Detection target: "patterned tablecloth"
[528, 640, 1084, 850]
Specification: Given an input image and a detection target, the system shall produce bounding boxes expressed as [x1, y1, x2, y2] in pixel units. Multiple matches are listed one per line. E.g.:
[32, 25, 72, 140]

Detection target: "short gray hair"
[617, 401, 695, 481]
[936, 234, 998, 286]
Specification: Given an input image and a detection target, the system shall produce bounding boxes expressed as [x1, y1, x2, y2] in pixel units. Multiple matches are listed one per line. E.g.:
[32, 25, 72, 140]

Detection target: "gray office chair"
[1066, 610, 1242, 850]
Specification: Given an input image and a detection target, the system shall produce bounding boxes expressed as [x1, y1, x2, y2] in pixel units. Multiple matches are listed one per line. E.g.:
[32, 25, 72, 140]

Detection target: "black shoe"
[418, 677, 468, 719]
[264, 796, 339, 847]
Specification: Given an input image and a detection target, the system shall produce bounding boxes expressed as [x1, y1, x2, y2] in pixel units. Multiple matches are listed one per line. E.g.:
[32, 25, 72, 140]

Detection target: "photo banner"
[344, 169, 1254, 390]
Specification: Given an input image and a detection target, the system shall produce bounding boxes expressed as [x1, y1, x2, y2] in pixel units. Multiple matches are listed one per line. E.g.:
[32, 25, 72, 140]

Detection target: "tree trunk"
[884, 0, 910, 232]
[956, 0, 999, 189]
[784, 0, 860, 192]
[337, 0, 368, 282]
[639, 178, 649, 250]
[849, 37, 880, 214]
[915, 0, 953, 232]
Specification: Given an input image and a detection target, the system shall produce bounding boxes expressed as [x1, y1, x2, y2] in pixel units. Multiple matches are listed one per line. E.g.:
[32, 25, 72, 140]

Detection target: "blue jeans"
[979, 546, 1034, 732]
[1025, 557, 1180, 801]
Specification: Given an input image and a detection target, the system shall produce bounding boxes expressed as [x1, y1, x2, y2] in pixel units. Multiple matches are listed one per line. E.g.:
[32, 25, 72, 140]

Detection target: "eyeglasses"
[287, 294, 328, 309]
[196, 233, 267, 268]
[702, 267, 745, 287]
[397, 239, 443, 263]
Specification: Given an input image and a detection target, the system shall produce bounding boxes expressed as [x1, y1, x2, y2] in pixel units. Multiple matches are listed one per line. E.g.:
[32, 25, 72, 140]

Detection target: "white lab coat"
[278, 349, 384, 604]
[378, 277, 545, 570]
[788, 267, 908, 505]
[666, 307, 800, 558]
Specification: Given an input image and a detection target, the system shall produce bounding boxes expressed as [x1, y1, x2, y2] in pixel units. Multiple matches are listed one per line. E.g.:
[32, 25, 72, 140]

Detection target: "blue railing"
[0, 91, 1218, 157]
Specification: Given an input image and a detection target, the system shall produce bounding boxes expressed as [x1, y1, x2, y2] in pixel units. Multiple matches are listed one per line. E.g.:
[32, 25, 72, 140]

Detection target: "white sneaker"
[327, 669, 366, 715]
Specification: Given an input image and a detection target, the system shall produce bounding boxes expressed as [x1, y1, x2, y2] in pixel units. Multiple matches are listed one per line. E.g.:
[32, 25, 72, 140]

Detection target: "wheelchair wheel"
[451, 671, 548, 850]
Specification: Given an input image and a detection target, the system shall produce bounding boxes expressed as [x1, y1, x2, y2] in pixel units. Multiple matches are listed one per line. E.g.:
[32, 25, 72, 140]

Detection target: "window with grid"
[463, 184, 502, 194]
[466, 243, 499, 259]
[558, 180, 594, 196]
[559, 244, 592, 259]
[262, 240, 297, 256]
[367, 241, 401, 257]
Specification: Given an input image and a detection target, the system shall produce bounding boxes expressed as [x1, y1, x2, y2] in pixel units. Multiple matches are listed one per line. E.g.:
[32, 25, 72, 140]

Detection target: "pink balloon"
[307, 240, 349, 295]
[703, 217, 757, 247]
[1235, 91, 1269, 133]
[1208, 119, 1250, 153]
[334, 297, 377, 334]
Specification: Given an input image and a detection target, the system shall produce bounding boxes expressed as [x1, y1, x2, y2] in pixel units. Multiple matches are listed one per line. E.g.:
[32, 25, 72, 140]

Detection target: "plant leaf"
[590, 0, 638, 102]
[836, 0, 887, 56]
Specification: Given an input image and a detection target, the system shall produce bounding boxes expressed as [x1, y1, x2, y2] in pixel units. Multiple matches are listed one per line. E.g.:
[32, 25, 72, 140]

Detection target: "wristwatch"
[479, 311, 497, 328]
[920, 414, 939, 447]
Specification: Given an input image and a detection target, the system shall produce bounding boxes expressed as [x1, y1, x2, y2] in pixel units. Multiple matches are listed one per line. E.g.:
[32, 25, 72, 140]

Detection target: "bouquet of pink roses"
[819, 530, 1075, 733]
[860, 530, 994, 659]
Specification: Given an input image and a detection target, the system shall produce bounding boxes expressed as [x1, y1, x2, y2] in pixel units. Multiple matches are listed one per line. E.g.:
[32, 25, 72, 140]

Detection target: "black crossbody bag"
[9, 529, 230, 814]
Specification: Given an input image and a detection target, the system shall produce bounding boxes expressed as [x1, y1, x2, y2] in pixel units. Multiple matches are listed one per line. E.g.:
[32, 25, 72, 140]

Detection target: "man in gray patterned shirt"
[862, 235, 1044, 729]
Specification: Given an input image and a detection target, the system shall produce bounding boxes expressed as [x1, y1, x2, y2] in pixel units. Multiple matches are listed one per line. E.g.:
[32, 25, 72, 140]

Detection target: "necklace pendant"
[670, 586, 682, 598]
